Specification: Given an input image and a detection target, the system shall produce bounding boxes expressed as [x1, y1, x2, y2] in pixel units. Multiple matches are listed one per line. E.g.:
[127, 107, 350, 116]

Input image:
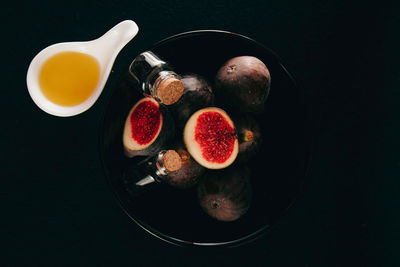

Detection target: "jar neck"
[154, 150, 168, 177]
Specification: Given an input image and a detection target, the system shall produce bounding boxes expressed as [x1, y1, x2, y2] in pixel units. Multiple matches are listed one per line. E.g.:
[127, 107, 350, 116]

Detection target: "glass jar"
[123, 150, 182, 196]
[129, 51, 184, 105]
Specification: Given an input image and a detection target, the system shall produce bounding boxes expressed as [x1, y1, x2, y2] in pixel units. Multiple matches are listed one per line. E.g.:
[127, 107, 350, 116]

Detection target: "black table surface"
[2, 0, 399, 265]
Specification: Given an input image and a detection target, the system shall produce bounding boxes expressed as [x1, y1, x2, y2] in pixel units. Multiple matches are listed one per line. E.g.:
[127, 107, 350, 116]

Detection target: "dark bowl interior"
[100, 30, 313, 246]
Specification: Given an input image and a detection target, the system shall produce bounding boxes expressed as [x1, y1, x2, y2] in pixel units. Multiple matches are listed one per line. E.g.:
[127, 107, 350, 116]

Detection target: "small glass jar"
[123, 150, 182, 196]
[129, 51, 184, 105]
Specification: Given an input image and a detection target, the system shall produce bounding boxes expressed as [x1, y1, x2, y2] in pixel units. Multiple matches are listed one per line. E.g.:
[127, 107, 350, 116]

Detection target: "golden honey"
[39, 51, 100, 106]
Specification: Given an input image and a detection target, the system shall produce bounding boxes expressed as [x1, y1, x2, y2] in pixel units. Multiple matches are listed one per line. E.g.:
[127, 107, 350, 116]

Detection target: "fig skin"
[214, 56, 271, 113]
[123, 97, 175, 158]
[183, 107, 239, 170]
[171, 73, 215, 129]
[232, 114, 262, 163]
[160, 140, 205, 188]
[197, 165, 252, 222]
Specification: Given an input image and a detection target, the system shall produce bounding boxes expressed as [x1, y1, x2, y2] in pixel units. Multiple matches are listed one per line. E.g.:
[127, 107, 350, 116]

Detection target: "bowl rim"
[99, 29, 313, 247]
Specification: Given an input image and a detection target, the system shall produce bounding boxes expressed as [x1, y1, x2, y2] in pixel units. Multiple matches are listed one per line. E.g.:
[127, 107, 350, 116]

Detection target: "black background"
[2, 0, 399, 266]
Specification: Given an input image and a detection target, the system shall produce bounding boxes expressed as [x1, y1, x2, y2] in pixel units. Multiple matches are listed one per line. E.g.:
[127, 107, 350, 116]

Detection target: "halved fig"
[183, 107, 239, 169]
[123, 97, 174, 158]
[197, 165, 252, 222]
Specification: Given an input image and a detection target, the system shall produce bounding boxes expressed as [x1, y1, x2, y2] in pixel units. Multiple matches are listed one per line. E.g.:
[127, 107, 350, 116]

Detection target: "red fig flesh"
[183, 107, 238, 169]
[123, 97, 172, 158]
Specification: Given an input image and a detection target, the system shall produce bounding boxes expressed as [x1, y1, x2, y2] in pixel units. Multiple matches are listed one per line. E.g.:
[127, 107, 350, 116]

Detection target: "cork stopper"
[157, 77, 184, 105]
[161, 150, 182, 172]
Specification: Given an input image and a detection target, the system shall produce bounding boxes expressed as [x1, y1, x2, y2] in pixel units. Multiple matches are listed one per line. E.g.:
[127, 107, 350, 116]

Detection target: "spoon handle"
[91, 20, 139, 63]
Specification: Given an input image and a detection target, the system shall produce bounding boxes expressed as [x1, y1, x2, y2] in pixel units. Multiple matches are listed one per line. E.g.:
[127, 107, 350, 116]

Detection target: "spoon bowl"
[26, 20, 139, 117]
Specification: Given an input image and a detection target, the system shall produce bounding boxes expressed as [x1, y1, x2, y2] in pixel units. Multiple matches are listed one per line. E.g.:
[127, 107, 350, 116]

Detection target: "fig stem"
[210, 199, 221, 210]
[243, 130, 254, 142]
[226, 64, 237, 74]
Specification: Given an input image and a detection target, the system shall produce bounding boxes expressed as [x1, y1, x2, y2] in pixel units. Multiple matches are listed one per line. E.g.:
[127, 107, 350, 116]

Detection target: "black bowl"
[99, 30, 314, 247]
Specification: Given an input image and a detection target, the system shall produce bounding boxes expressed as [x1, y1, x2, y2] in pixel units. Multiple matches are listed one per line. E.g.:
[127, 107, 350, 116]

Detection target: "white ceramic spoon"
[26, 20, 139, 117]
